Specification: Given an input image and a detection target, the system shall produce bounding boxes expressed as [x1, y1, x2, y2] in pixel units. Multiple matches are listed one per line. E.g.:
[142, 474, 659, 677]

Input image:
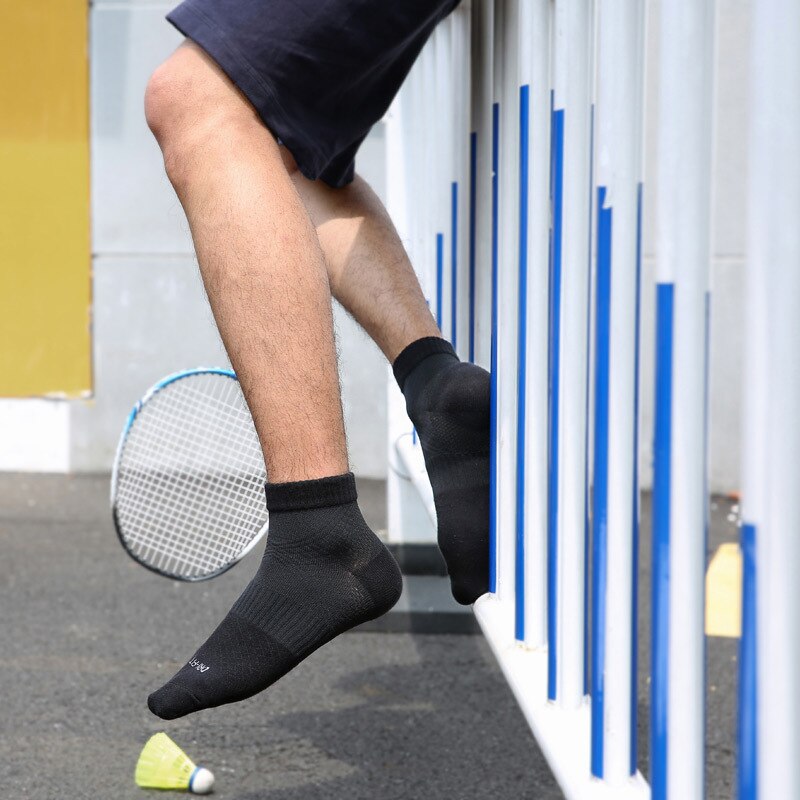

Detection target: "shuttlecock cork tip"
[189, 766, 215, 794]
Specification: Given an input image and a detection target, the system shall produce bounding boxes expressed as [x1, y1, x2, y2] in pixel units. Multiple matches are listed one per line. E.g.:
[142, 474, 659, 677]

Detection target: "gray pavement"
[0, 474, 739, 799]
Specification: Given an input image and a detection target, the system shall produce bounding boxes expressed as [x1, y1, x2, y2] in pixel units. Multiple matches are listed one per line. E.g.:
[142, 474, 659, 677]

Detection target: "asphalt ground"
[0, 474, 739, 799]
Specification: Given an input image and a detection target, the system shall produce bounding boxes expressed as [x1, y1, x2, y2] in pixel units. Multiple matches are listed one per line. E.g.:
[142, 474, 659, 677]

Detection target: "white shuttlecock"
[135, 732, 215, 794]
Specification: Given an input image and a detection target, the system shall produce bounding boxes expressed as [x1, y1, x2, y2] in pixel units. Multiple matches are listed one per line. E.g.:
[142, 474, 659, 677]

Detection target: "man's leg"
[289, 169, 440, 361]
[144, 42, 401, 720]
[289, 167, 491, 606]
[147, 44, 345, 484]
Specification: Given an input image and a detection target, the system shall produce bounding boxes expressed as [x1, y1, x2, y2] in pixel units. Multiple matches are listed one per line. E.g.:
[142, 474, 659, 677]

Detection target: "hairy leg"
[146, 42, 347, 484]
[289, 165, 491, 605]
[144, 43, 401, 720]
[287, 164, 441, 361]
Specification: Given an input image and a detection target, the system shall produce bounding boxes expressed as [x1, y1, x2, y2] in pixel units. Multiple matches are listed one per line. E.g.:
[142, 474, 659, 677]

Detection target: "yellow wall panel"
[0, 1, 92, 396]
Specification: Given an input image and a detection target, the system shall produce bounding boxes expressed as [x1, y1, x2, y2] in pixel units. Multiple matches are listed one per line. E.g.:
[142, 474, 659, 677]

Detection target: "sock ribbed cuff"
[392, 337, 457, 392]
[265, 472, 357, 512]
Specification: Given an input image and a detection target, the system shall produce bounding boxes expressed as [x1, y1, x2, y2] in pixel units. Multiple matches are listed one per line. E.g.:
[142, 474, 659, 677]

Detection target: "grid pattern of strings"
[114, 373, 267, 579]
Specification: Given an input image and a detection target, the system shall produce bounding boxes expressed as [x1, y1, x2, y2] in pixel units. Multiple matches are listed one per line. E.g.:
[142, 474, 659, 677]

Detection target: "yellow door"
[0, 0, 92, 396]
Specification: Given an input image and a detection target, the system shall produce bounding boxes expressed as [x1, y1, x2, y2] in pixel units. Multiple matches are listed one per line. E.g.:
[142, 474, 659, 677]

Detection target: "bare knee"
[144, 43, 264, 186]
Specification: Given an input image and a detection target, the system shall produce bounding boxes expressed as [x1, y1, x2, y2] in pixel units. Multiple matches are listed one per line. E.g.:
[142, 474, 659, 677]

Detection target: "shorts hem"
[166, 1, 347, 186]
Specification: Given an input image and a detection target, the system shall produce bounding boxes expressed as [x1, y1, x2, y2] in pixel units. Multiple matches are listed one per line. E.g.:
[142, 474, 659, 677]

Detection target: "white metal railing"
[385, 1, 799, 798]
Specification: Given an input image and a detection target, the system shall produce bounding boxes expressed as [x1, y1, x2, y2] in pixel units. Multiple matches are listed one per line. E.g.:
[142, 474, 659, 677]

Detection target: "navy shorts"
[167, 0, 460, 188]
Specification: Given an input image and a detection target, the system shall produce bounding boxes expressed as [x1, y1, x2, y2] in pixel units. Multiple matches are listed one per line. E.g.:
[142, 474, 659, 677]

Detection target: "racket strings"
[117, 391, 262, 573]
[125, 388, 261, 546]
[118, 442, 250, 571]
[114, 373, 268, 579]
[122, 382, 262, 571]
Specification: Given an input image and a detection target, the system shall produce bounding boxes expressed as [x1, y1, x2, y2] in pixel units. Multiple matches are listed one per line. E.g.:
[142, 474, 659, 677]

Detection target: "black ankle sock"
[394, 337, 490, 605]
[147, 473, 402, 720]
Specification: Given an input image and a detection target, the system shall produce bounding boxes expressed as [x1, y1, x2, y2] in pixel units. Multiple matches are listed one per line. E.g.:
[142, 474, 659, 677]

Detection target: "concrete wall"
[1, 0, 749, 492]
[70, 0, 388, 478]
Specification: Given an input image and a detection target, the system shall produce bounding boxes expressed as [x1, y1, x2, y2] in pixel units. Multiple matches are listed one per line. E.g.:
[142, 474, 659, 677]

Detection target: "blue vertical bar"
[739, 522, 758, 800]
[547, 99, 564, 701]
[451, 181, 459, 348]
[436, 233, 445, 333]
[702, 290, 711, 792]
[652, 282, 675, 800]
[515, 85, 530, 642]
[583, 103, 595, 699]
[489, 101, 500, 594]
[469, 132, 478, 363]
[631, 181, 643, 775]
[591, 187, 612, 778]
